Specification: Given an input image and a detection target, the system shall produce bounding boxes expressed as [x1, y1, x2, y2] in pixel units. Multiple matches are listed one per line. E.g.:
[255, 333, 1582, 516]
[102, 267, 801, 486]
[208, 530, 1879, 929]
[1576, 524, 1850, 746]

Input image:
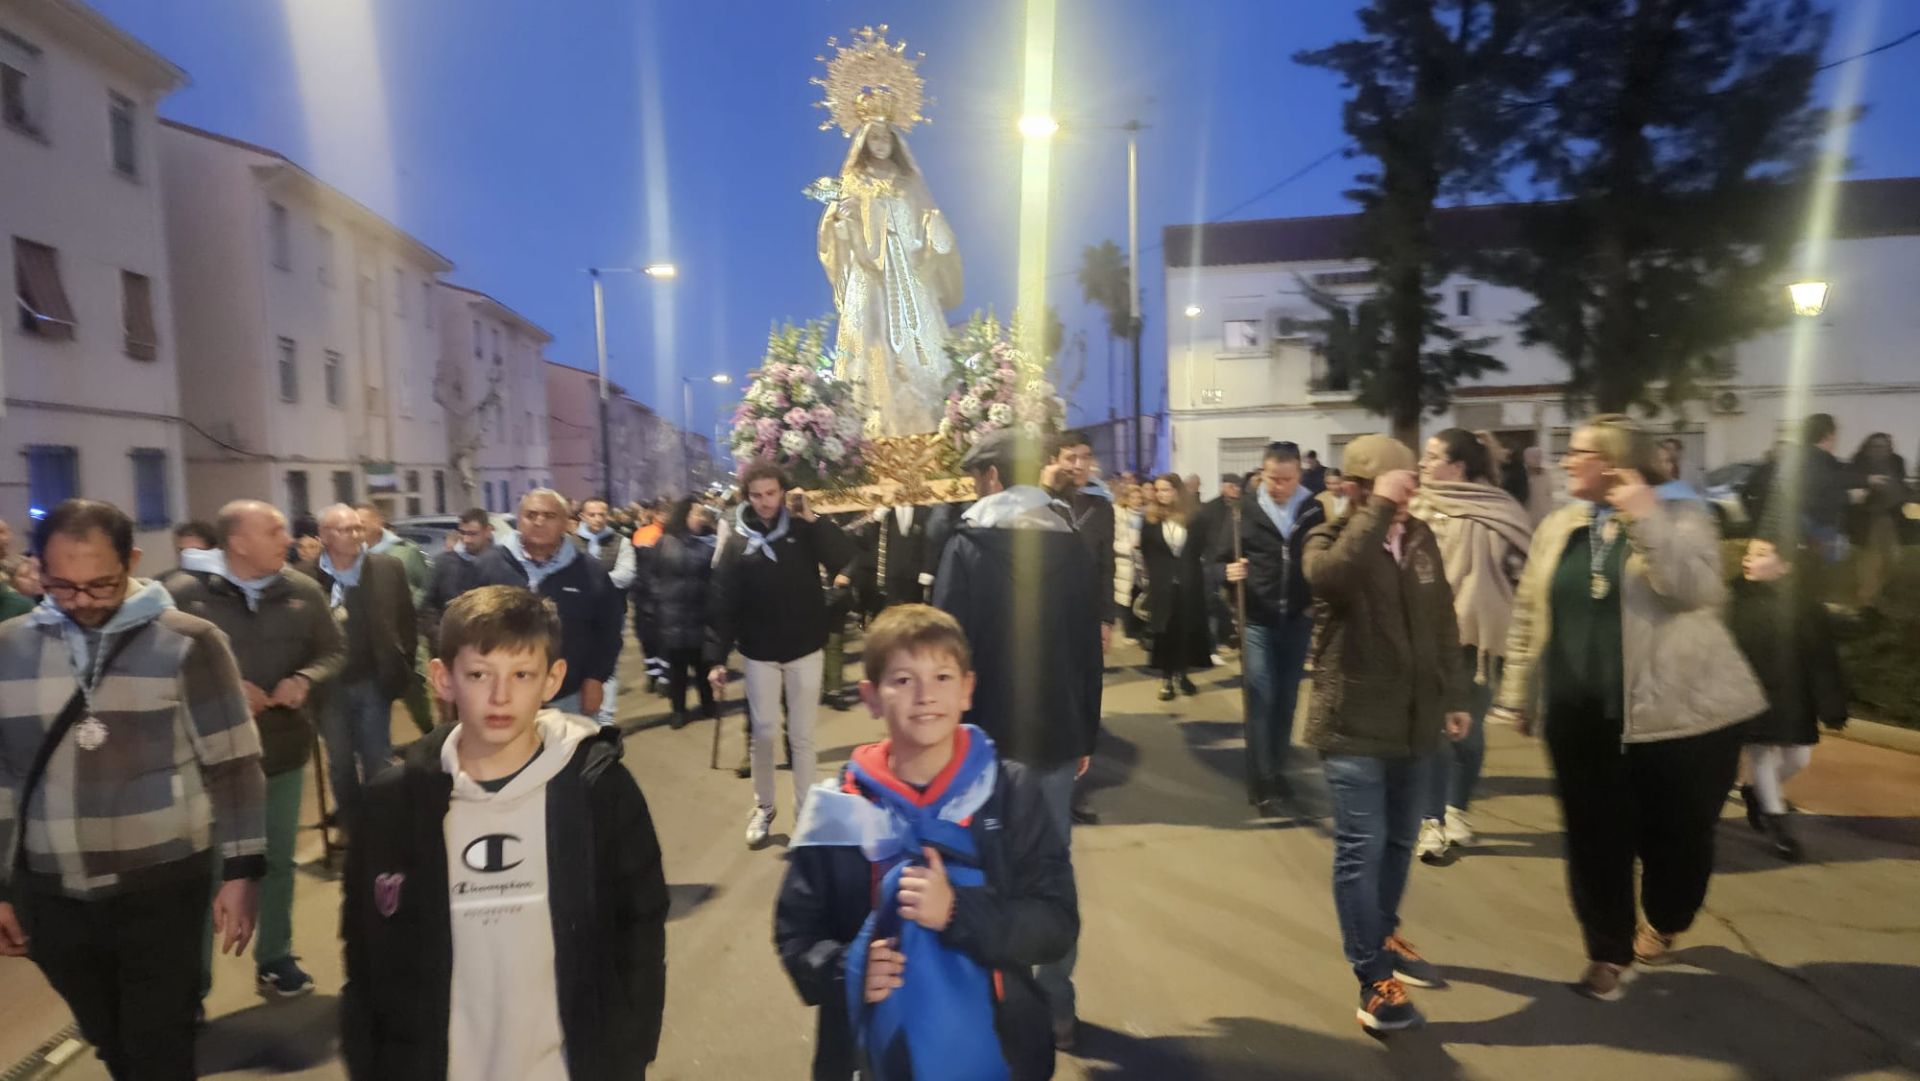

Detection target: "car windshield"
[1704, 462, 1754, 489]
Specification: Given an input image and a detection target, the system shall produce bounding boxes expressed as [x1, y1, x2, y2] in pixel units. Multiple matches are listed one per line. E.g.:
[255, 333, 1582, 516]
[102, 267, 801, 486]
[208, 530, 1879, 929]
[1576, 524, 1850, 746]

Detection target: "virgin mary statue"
[815, 31, 963, 437]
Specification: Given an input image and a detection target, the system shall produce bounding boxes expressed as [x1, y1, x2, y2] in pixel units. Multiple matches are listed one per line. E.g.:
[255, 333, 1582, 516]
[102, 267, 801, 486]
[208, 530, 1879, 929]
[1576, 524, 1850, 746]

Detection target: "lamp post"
[587, 264, 676, 503]
[1788, 280, 1831, 317]
[684, 372, 731, 490]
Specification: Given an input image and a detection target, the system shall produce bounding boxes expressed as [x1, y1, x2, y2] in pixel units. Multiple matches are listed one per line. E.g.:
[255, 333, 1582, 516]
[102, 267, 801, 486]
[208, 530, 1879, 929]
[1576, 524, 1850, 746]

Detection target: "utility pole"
[590, 269, 613, 502]
[1124, 118, 1146, 473]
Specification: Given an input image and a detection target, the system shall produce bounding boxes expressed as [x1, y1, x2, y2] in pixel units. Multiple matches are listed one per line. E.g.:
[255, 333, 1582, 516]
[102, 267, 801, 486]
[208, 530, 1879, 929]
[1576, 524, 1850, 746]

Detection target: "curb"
[1833, 716, 1920, 756]
[0, 1025, 84, 1081]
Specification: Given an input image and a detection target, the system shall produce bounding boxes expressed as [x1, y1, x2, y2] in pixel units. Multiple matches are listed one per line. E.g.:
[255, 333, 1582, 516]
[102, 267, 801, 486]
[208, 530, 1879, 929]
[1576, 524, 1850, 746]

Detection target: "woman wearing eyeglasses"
[1492, 415, 1763, 1001]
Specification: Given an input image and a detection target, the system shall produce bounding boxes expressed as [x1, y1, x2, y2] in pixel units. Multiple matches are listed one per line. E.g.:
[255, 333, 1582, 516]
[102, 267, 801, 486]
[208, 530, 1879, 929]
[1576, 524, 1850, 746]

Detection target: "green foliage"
[762, 317, 835, 373]
[1077, 240, 1133, 342]
[1476, 0, 1839, 415]
[1299, 275, 1504, 436]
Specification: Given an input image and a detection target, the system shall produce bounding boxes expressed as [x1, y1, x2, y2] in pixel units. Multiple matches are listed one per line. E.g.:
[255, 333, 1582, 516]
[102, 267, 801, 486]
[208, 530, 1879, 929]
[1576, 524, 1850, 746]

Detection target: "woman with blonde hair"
[1492, 415, 1763, 1000]
[1140, 472, 1213, 701]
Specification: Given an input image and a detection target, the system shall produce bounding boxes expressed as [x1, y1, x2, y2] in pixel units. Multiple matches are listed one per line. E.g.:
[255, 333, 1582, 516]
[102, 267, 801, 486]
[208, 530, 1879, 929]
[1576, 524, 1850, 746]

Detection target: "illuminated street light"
[1017, 114, 1060, 139]
[711, 373, 733, 385]
[1184, 303, 1203, 318]
[642, 262, 679, 279]
[1787, 280, 1830, 317]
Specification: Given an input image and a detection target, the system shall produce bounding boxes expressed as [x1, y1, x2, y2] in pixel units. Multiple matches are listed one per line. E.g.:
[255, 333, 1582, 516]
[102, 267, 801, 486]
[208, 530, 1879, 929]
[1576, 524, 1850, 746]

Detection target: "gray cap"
[957, 428, 1043, 486]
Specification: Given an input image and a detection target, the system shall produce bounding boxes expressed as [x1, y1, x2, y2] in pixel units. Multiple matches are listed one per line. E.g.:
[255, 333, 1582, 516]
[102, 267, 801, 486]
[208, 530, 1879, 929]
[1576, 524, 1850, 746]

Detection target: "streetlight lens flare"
[1018, 114, 1060, 139]
[642, 263, 678, 279]
[711, 373, 733, 385]
[1184, 303, 1203, 318]
[1787, 280, 1830, 317]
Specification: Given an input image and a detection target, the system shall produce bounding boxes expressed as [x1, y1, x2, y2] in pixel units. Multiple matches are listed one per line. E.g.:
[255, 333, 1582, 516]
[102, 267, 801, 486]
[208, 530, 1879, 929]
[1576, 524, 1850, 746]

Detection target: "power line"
[1819, 26, 1920, 71]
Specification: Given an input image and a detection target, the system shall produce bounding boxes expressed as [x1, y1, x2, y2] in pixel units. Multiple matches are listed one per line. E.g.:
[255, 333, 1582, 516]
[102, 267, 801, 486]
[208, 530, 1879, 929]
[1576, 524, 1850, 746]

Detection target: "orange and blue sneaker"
[1385, 934, 1446, 988]
[1357, 977, 1423, 1032]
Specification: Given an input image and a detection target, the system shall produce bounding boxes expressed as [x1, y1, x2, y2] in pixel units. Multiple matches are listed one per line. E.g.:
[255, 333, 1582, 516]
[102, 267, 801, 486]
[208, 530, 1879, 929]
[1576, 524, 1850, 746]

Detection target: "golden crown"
[812, 25, 928, 136]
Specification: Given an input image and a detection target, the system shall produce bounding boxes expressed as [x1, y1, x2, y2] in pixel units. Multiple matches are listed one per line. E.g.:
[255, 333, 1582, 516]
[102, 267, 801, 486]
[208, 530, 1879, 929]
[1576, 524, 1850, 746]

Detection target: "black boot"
[1177, 673, 1199, 697]
[1765, 814, 1803, 862]
[1158, 678, 1176, 702]
[669, 711, 688, 731]
[1740, 785, 1764, 832]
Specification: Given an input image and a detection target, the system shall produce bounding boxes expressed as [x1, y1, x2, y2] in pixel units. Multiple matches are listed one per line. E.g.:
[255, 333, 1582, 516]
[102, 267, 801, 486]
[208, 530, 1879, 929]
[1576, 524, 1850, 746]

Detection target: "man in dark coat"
[297, 504, 417, 831]
[1300, 436, 1468, 1032]
[470, 490, 624, 719]
[419, 508, 496, 655]
[1194, 472, 1244, 651]
[931, 429, 1100, 1049]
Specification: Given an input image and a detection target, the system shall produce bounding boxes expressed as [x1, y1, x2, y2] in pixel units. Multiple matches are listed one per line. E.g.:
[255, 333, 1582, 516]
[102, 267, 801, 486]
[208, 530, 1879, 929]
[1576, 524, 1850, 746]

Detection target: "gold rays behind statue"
[813, 24, 929, 136]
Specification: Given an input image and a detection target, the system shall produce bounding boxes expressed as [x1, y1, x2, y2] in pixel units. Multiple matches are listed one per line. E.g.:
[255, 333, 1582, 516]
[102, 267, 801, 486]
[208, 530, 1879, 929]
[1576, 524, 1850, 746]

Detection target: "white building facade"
[160, 120, 455, 523]
[437, 283, 551, 514]
[0, 0, 185, 553]
[1163, 178, 1920, 489]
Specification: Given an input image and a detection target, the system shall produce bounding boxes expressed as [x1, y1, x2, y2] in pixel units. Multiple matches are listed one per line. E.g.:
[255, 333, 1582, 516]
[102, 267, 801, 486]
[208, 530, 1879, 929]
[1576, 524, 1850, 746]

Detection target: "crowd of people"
[0, 409, 1900, 1078]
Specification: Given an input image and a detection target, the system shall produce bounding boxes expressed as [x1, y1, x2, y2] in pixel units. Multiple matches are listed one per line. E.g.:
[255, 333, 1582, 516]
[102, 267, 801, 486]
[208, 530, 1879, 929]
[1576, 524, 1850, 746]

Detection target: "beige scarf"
[1412, 480, 1534, 681]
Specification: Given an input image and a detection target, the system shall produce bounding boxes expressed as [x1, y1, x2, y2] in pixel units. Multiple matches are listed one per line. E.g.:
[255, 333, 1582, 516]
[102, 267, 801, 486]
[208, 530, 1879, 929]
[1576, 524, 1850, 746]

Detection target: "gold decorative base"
[811, 433, 975, 512]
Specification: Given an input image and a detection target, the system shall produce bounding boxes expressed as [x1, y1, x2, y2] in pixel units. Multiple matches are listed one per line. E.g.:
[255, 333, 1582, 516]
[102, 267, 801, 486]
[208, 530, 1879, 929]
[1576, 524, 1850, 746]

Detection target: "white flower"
[791, 381, 815, 406]
[836, 413, 862, 440]
[820, 436, 846, 462]
[988, 402, 1013, 426]
[958, 394, 983, 420]
[936, 417, 953, 437]
[780, 430, 809, 456]
[1022, 421, 1042, 438]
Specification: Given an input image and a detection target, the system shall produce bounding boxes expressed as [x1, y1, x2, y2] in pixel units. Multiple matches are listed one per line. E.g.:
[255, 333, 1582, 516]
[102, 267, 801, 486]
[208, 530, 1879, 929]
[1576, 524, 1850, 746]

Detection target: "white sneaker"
[1444, 806, 1476, 848]
[745, 805, 776, 848]
[1416, 819, 1450, 864]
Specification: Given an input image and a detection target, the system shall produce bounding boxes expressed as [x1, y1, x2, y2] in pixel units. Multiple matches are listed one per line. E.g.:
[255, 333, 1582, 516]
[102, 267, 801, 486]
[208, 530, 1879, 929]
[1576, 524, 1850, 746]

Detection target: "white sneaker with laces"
[1444, 806, 1476, 847]
[1415, 819, 1449, 864]
[746, 805, 776, 848]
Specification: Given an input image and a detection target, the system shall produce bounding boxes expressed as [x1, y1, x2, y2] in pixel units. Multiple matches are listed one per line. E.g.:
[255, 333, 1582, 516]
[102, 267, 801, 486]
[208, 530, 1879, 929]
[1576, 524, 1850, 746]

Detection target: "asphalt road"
[10, 634, 1919, 1080]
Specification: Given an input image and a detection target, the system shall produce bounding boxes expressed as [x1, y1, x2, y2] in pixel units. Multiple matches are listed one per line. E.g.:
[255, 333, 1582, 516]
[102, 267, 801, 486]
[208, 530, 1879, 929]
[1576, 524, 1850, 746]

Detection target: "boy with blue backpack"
[776, 604, 1078, 1080]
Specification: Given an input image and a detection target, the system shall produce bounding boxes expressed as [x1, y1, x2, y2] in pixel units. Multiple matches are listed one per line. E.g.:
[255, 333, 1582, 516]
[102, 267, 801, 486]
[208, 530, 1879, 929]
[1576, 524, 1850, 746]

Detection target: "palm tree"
[1077, 240, 1131, 421]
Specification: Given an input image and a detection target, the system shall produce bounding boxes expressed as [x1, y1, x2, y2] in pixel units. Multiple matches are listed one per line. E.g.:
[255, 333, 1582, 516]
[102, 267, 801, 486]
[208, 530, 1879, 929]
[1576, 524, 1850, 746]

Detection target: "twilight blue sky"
[92, 0, 1920, 454]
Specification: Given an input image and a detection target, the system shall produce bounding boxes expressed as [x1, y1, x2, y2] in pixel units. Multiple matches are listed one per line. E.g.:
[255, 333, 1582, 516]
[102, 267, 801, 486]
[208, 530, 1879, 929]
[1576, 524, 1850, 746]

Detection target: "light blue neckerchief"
[368, 528, 404, 556]
[501, 530, 579, 591]
[736, 506, 791, 562]
[30, 578, 174, 681]
[576, 523, 618, 559]
[1258, 482, 1312, 538]
[178, 546, 278, 612]
[319, 546, 366, 608]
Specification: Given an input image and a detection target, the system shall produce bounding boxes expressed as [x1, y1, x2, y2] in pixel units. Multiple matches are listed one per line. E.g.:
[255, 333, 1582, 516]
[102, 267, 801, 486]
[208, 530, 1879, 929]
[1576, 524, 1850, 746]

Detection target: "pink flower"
[784, 407, 811, 429]
[756, 417, 779, 441]
[810, 404, 835, 428]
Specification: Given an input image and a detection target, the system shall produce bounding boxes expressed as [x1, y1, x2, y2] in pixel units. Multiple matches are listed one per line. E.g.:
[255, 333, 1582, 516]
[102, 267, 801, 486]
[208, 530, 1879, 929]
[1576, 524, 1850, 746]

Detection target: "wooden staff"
[1230, 501, 1257, 806]
[709, 677, 726, 770]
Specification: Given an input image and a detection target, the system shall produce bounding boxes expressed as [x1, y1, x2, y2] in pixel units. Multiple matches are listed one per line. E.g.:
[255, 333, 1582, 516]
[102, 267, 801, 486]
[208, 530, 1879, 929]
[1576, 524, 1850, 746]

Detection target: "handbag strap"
[11, 625, 147, 877]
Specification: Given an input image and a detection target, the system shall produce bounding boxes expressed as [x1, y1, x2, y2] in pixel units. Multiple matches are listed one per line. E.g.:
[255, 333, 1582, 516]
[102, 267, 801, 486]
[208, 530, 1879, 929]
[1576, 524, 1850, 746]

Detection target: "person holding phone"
[1492, 415, 1765, 1002]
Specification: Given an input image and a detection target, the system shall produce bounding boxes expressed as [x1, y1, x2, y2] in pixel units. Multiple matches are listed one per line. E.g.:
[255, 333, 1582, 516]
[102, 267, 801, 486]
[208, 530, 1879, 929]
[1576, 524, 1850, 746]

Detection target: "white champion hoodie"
[441, 709, 596, 1081]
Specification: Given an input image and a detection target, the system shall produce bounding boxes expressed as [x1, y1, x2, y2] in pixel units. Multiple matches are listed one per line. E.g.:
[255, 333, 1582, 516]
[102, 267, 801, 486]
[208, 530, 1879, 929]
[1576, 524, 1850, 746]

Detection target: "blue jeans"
[321, 678, 394, 827]
[1242, 616, 1312, 791]
[1424, 649, 1495, 819]
[1031, 762, 1080, 1024]
[1322, 753, 1426, 984]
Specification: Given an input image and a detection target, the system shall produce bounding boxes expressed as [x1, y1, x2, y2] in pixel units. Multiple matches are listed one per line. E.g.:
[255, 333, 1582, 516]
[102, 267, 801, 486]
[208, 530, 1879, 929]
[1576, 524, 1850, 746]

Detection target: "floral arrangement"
[728, 318, 871, 490]
[937, 310, 1066, 453]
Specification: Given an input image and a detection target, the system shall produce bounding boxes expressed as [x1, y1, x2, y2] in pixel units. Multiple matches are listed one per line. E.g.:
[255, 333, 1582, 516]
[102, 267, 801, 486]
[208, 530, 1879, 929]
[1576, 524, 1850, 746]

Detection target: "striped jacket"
[0, 581, 267, 901]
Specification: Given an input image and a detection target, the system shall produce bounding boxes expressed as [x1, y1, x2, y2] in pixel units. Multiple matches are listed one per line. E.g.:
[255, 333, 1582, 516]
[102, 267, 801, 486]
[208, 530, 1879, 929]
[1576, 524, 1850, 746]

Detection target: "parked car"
[1703, 461, 1759, 537]
[390, 513, 516, 565]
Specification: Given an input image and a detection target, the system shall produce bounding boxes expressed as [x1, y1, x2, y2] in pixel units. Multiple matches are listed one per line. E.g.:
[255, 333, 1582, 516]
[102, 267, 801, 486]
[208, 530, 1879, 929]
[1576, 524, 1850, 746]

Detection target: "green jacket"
[0, 585, 33, 623]
[371, 531, 430, 609]
[163, 566, 346, 775]
[1301, 496, 1468, 759]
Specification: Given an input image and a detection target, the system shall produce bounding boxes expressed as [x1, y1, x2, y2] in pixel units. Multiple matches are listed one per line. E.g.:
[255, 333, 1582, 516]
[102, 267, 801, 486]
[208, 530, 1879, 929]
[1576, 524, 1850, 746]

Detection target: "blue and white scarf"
[501, 530, 579, 591]
[178, 547, 278, 612]
[319, 546, 365, 609]
[735, 506, 791, 563]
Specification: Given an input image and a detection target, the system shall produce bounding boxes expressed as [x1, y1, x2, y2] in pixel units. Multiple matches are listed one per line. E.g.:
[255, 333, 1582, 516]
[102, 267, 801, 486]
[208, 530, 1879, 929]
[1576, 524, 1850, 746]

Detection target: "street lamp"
[1787, 280, 1830, 317]
[1017, 114, 1060, 139]
[1184, 303, 1203, 318]
[588, 264, 676, 502]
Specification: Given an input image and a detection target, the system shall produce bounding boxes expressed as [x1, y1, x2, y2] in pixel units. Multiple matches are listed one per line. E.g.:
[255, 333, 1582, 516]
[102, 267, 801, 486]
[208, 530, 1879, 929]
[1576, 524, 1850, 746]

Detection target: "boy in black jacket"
[777, 604, 1078, 1081]
[340, 586, 668, 1080]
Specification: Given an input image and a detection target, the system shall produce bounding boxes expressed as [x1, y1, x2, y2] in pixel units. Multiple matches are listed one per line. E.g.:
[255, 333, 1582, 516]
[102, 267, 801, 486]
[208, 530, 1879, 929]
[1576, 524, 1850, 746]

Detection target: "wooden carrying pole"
[1230, 502, 1257, 805]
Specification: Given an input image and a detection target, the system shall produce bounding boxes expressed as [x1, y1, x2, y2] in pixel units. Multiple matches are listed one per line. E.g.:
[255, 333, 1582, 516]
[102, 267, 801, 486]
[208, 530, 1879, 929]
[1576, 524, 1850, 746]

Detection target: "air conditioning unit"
[1270, 309, 1314, 342]
[1711, 390, 1745, 415]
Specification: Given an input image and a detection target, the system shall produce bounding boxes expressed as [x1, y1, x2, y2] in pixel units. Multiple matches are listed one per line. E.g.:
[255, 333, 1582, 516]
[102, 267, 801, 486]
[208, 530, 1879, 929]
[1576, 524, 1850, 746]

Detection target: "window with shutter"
[122, 271, 157, 359]
[14, 237, 75, 339]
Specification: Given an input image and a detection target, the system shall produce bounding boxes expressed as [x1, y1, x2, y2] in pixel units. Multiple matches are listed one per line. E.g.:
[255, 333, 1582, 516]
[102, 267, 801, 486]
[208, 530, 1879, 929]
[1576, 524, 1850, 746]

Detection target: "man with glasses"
[167, 499, 345, 1001]
[473, 490, 623, 719]
[1223, 441, 1325, 814]
[0, 499, 266, 1079]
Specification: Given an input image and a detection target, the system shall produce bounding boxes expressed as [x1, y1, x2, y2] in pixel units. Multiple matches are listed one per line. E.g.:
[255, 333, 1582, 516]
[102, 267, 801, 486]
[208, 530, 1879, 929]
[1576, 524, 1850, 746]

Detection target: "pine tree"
[1479, 0, 1837, 414]
[1296, 0, 1540, 445]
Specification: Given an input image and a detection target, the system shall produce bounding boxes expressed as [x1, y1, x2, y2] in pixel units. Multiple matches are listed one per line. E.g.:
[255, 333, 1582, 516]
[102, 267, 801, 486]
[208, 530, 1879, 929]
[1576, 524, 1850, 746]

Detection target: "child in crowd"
[340, 586, 668, 1080]
[1729, 535, 1849, 862]
[776, 604, 1078, 1080]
